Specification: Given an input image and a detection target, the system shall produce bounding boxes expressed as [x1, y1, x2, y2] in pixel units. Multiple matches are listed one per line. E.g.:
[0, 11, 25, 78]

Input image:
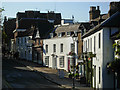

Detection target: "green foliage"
[107, 40, 120, 72]
[2, 31, 7, 39]
[107, 58, 120, 72]
[116, 32, 120, 38]
[112, 42, 118, 48]
[2, 31, 9, 43]
[0, 8, 4, 12]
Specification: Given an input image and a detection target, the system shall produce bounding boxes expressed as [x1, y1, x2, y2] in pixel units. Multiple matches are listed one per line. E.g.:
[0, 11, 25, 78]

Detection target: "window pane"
[71, 43, 75, 52]
[45, 56, 49, 66]
[99, 67, 101, 84]
[60, 44, 63, 52]
[53, 44, 56, 53]
[91, 38, 92, 52]
[46, 45, 48, 53]
[59, 56, 64, 68]
[88, 39, 89, 51]
[94, 36, 96, 53]
[99, 33, 101, 48]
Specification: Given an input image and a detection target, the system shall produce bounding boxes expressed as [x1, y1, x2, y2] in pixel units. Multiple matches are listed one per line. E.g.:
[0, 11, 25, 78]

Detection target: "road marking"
[26, 66, 34, 71]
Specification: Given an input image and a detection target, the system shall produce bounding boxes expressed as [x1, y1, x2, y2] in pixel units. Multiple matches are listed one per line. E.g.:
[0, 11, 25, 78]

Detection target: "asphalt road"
[2, 58, 62, 89]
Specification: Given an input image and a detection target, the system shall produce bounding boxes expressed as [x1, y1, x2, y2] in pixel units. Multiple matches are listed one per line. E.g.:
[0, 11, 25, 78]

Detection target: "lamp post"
[72, 33, 78, 89]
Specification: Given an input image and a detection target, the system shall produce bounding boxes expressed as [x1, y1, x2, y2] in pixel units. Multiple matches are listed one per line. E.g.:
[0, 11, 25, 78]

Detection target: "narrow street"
[2, 58, 63, 89]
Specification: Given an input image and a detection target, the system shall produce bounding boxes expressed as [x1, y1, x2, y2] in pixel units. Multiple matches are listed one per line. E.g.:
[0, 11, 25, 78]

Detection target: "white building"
[43, 24, 80, 71]
[82, 11, 120, 88]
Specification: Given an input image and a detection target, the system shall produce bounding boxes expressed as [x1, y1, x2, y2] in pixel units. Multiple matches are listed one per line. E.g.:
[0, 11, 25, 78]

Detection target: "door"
[52, 57, 57, 69]
[38, 52, 42, 64]
[68, 57, 70, 71]
[34, 52, 37, 63]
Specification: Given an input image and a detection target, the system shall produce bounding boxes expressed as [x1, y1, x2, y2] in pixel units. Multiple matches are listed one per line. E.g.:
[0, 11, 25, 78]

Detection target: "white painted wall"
[102, 27, 114, 88]
[83, 29, 103, 88]
[43, 36, 78, 71]
[83, 27, 115, 88]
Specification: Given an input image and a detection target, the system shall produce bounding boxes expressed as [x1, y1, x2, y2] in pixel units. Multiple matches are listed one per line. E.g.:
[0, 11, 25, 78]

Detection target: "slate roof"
[17, 19, 54, 39]
[55, 24, 80, 33]
[82, 11, 120, 38]
[79, 22, 91, 31]
[17, 18, 50, 29]
[101, 11, 120, 27]
[17, 27, 34, 37]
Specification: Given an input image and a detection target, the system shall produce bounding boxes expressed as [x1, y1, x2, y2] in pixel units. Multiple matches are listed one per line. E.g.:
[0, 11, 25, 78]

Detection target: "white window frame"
[59, 56, 64, 68]
[58, 33, 62, 37]
[53, 44, 56, 53]
[67, 32, 71, 36]
[60, 43, 63, 53]
[45, 56, 49, 66]
[46, 44, 48, 53]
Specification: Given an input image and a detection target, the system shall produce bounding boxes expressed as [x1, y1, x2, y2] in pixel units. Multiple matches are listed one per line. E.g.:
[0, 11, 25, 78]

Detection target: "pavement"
[2, 58, 63, 89]
[11, 58, 92, 89]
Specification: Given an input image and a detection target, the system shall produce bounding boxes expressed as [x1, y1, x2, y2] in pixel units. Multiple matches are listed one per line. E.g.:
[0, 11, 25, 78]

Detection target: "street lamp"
[72, 33, 78, 89]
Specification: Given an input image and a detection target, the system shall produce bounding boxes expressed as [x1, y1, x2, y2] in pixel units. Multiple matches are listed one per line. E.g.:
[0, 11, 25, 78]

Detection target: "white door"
[52, 57, 57, 69]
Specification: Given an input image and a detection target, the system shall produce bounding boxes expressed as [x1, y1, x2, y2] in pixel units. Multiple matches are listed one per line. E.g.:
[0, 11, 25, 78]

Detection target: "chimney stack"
[108, 1, 120, 17]
[97, 6, 99, 10]
[89, 6, 100, 21]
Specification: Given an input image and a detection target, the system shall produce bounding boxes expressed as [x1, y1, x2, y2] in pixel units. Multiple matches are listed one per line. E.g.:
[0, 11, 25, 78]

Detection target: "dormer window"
[71, 31, 74, 36]
[62, 32, 65, 36]
[50, 33, 53, 38]
[58, 33, 62, 37]
[74, 31, 78, 36]
[67, 32, 71, 36]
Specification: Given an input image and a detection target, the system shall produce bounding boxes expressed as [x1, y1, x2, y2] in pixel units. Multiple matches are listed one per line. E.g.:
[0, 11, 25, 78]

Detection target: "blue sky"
[2, 2, 110, 22]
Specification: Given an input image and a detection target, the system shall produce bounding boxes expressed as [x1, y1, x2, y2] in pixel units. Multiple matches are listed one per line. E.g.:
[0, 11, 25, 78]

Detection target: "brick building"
[14, 10, 61, 64]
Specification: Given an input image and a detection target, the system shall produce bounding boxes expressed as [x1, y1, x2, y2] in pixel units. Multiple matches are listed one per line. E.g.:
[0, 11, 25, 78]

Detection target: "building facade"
[43, 24, 81, 71]
[16, 36, 33, 61]
[82, 11, 120, 88]
[43, 37, 78, 71]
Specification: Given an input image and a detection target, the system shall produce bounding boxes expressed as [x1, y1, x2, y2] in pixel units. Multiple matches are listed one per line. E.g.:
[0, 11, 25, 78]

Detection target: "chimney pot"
[97, 6, 99, 10]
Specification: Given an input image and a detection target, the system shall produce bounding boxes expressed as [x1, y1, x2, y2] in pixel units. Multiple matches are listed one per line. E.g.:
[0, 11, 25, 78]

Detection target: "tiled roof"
[82, 11, 120, 38]
[101, 14, 108, 20]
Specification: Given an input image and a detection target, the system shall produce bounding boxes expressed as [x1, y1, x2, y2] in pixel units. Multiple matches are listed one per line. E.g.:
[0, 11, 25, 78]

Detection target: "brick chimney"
[108, 1, 120, 17]
[25, 11, 34, 18]
[89, 6, 100, 21]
